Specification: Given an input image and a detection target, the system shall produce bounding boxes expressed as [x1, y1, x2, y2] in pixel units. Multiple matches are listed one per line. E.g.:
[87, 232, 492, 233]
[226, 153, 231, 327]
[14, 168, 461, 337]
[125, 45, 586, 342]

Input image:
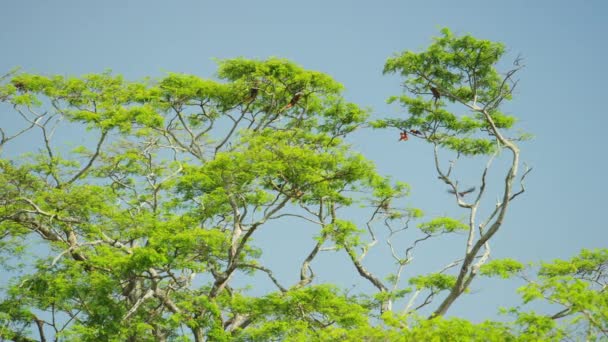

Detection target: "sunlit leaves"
[322, 219, 362, 248]
[396, 315, 514, 342]
[513, 248, 608, 340]
[480, 259, 524, 279]
[0, 32, 590, 341]
[319, 100, 370, 136]
[0, 56, 407, 340]
[217, 57, 343, 95]
[409, 273, 456, 291]
[176, 128, 385, 217]
[439, 135, 496, 155]
[512, 311, 563, 341]
[384, 27, 507, 104]
[417, 216, 468, 234]
[539, 248, 608, 278]
[231, 285, 368, 341]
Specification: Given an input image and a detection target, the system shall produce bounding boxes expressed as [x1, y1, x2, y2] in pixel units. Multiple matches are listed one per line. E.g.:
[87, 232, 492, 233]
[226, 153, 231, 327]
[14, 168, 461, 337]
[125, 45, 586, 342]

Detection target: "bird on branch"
[430, 86, 441, 104]
[283, 91, 303, 110]
[247, 86, 259, 102]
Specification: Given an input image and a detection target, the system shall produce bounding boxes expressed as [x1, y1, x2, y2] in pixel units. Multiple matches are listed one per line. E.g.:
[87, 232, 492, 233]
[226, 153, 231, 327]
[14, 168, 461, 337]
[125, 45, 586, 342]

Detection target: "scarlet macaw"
[284, 91, 303, 109]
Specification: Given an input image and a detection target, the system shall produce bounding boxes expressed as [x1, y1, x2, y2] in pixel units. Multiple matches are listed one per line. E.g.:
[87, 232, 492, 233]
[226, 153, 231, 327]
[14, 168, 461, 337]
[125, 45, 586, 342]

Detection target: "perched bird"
[284, 91, 303, 110]
[399, 131, 409, 141]
[410, 129, 423, 135]
[379, 199, 390, 211]
[12, 80, 26, 92]
[247, 86, 259, 102]
[430, 86, 441, 104]
[447, 187, 476, 197]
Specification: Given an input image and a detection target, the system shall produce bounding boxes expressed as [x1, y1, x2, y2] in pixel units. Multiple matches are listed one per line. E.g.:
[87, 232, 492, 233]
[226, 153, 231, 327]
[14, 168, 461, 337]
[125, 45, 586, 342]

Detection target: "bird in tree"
[430, 86, 441, 104]
[399, 131, 409, 141]
[245, 80, 260, 103]
[247, 86, 259, 102]
[293, 189, 304, 199]
[379, 199, 391, 211]
[447, 187, 476, 197]
[284, 91, 303, 110]
[11, 80, 26, 92]
[410, 129, 423, 136]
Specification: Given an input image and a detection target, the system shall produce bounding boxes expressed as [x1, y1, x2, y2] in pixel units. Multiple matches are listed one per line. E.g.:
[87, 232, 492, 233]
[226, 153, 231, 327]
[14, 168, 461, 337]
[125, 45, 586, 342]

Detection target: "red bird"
[399, 131, 409, 141]
[284, 91, 303, 109]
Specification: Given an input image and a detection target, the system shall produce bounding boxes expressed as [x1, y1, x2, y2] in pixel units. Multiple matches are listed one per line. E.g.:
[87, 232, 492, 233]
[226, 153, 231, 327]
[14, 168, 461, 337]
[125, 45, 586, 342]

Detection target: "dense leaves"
[0, 57, 407, 341]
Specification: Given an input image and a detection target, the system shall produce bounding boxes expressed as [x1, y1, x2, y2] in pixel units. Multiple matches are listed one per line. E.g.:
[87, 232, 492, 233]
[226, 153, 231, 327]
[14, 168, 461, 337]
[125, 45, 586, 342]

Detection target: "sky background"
[1, 0, 607, 324]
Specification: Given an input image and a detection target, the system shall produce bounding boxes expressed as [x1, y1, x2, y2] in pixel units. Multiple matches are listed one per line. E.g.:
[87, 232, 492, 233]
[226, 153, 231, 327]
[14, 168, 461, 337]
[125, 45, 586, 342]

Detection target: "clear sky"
[1, 0, 607, 323]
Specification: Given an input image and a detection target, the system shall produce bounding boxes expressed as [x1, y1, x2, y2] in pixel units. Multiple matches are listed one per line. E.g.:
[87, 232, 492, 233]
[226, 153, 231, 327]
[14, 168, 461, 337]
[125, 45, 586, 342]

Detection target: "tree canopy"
[0, 29, 606, 341]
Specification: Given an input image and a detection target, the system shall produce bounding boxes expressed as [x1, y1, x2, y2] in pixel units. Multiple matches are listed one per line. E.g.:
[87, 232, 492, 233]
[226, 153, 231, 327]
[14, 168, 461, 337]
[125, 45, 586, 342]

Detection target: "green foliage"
[399, 315, 514, 342]
[511, 311, 564, 341]
[0, 56, 403, 341]
[383, 28, 506, 105]
[538, 248, 608, 278]
[514, 249, 608, 340]
[480, 258, 525, 279]
[231, 285, 368, 341]
[0, 30, 602, 341]
[409, 273, 456, 291]
[417, 216, 469, 234]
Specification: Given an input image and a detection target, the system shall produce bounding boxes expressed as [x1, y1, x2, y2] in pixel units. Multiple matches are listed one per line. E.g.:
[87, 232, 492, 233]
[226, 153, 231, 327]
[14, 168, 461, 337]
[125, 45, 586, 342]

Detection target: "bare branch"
[345, 245, 389, 309]
[295, 237, 324, 289]
[122, 289, 155, 321]
[215, 109, 247, 154]
[509, 164, 533, 201]
[51, 240, 104, 266]
[66, 130, 108, 185]
[414, 291, 436, 311]
[432, 107, 521, 317]
[238, 263, 287, 292]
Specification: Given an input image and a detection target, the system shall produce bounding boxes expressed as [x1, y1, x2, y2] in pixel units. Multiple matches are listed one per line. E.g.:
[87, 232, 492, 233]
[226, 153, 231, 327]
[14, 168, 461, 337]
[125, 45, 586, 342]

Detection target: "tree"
[0, 29, 606, 341]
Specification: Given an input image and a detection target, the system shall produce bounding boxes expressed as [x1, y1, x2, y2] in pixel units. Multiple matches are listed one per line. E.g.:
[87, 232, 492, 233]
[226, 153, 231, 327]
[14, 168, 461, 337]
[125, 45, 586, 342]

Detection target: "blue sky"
[1, 0, 607, 323]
